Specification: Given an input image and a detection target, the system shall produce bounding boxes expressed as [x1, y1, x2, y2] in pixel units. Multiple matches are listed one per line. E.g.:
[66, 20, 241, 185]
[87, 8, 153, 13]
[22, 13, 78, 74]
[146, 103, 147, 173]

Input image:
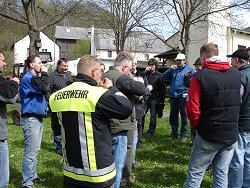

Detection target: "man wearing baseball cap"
[227, 48, 249, 62]
[227, 48, 250, 188]
[163, 53, 194, 142]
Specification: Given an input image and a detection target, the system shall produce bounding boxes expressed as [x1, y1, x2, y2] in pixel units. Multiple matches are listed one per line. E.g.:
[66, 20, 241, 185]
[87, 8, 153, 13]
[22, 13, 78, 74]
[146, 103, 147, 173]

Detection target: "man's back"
[195, 67, 241, 144]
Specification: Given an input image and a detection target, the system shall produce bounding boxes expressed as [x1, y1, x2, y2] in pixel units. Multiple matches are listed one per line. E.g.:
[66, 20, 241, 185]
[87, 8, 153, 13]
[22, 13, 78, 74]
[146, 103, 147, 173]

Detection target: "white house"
[55, 26, 168, 72]
[160, 0, 250, 67]
[13, 32, 60, 66]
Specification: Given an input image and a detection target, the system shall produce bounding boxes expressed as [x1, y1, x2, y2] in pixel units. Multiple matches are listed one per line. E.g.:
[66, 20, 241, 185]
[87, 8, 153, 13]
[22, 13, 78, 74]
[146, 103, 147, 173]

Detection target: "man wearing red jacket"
[184, 42, 241, 187]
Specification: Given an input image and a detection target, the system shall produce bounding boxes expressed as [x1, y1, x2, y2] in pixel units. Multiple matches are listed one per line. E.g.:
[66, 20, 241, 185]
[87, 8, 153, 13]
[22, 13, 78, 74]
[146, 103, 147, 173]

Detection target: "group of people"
[1, 42, 250, 188]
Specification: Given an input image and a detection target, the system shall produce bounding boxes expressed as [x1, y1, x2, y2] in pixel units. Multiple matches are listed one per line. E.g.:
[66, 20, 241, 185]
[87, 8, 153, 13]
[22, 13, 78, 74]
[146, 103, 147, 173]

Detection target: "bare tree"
[96, 0, 160, 53]
[134, 0, 250, 64]
[0, 0, 83, 54]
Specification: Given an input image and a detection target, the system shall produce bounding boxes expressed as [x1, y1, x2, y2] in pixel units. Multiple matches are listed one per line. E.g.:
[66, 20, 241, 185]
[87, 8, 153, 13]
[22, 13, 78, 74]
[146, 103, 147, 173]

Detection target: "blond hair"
[200, 42, 219, 59]
[77, 55, 101, 75]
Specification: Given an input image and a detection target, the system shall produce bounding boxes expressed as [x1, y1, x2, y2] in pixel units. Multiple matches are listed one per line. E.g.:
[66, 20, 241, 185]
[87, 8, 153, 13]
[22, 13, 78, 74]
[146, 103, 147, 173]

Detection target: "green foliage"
[7, 103, 213, 187]
[2, 51, 14, 77]
[68, 39, 91, 59]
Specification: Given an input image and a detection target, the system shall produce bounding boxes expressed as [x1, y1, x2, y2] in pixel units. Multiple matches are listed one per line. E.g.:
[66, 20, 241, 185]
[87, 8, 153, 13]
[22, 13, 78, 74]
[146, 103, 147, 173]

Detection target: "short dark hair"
[148, 58, 158, 68]
[0, 51, 4, 56]
[25, 55, 39, 68]
[57, 57, 68, 66]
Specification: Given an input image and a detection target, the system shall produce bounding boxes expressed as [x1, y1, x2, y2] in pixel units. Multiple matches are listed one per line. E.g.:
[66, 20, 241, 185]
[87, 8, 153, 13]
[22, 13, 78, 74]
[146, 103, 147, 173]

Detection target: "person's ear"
[30, 62, 34, 68]
[91, 70, 96, 78]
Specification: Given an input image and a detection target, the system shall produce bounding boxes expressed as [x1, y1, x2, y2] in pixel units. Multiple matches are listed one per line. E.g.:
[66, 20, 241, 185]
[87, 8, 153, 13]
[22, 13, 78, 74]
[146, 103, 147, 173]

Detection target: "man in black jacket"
[184, 43, 241, 187]
[142, 58, 165, 137]
[228, 49, 250, 188]
[103, 51, 152, 188]
[0, 51, 19, 187]
[49, 55, 132, 188]
[49, 58, 73, 156]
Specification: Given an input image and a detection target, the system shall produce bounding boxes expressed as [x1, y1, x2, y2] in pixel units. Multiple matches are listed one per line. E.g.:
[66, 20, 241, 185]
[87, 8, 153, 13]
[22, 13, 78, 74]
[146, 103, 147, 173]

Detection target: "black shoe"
[136, 141, 142, 148]
[56, 149, 63, 156]
[120, 177, 136, 187]
[132, 162, 141, 169]
[33, 176, 45, 183]
[206, 163, 213, 171]
[23, 185, 36, 188]
[180, 137, 187, 143]
[145, 132, 153, 137]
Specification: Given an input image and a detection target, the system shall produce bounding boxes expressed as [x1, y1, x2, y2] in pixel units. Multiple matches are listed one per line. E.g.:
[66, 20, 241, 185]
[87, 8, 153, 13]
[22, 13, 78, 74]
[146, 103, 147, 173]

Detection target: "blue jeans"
[0, 140, 9, 188]
[20, 117, 43, 187]
[54, 135, 62, 151]
[169, 97, 188, 138]
[184, 134, 236, 188]
[228, 131, 250, 188]
[112, 132, 128, 188]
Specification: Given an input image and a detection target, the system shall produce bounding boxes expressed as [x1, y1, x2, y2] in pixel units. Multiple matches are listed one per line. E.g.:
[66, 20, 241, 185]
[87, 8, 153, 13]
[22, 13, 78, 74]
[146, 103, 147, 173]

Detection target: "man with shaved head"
[49, 55, 132, 188]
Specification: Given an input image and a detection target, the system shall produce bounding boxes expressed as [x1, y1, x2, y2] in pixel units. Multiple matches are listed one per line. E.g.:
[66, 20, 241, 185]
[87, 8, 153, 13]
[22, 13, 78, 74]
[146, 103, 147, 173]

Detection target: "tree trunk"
[28, 29, 40, 55]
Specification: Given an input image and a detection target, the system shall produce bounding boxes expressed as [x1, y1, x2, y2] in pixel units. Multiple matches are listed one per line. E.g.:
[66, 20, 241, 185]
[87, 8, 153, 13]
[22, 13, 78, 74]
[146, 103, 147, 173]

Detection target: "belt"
[21, 113, 43, 119]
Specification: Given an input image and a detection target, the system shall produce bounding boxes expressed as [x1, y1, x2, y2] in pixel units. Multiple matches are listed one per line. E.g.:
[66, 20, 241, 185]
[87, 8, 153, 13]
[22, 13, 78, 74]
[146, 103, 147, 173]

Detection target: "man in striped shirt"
[49, 58, 73, 156]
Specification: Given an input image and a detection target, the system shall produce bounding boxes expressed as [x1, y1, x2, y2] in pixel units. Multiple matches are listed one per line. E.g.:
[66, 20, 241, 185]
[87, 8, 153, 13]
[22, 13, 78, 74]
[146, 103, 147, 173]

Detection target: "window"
[145, 54, 149, 60]
[145, 41, 152, 48]
[108, 51, 112, 58]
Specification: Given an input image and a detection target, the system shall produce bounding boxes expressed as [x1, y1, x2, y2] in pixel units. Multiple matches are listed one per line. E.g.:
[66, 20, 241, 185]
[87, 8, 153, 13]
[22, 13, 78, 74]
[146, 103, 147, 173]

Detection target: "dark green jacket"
[239, 64, 250, 132]
[103, 68, 146, 134]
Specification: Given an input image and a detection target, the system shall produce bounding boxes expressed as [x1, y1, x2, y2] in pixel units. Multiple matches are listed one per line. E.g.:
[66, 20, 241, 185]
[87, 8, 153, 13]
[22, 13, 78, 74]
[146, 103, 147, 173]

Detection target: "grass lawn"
[7, 102, 213, 188]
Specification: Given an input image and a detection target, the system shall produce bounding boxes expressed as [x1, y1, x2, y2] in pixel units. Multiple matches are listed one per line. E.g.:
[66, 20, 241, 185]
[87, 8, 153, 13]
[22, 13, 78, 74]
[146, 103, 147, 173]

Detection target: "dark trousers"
[137, 116, 143, 145]
[51, 112, 61, 136]
[169, 97, 188, 138]
[64, 180, 114, 188]
[51, 112, 62, 151]
[142, 98, 159, 135]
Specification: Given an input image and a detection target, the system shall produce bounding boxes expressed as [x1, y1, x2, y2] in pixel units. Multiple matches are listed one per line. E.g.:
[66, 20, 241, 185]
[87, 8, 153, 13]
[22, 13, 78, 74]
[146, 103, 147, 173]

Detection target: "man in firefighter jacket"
[49, 55, 132, 188]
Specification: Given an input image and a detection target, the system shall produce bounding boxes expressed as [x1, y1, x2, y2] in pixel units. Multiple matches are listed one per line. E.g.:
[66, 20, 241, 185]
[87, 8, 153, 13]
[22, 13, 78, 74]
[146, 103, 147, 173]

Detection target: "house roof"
[230, 27, 250, 35]
[55, 26, 168, 53]
[154, 48, 180, 59]
[165, 31, 180, 43]
[55, 26, 91, 39]
[243, 27, 250, 32]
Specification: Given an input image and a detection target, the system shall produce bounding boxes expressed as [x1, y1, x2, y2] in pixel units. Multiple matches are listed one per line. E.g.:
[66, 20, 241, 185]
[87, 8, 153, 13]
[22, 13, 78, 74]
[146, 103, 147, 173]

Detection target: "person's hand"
[145, 66, 152, 72]
[147, 85, 153, 91]
[134, 76, 144, 83]
[185, 71, 191, 77]
[99, 78, 113, 89]
[171, 65, 177, 70]
[11, 77, 20, 84]
[41, 64, 48, 72]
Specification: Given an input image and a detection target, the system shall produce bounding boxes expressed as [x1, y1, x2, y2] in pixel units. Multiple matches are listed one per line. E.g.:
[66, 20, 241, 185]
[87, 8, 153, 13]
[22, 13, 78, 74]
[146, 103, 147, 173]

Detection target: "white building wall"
[96, 49, 163, 70]
[14, 32, 60, 66]
[228, 30, 250, 54]
[207, 0, 230, 60]
[188, 20, 208, 64]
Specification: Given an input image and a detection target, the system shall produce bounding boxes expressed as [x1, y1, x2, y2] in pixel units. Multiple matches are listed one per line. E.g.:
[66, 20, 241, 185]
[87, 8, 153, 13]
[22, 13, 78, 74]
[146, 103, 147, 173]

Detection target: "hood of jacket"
[202, 56, 231, 71]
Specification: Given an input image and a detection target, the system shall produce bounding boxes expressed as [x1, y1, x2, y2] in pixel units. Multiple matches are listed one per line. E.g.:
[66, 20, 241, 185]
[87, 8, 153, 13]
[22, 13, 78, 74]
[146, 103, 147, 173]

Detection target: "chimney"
[91, 25, 95, 56]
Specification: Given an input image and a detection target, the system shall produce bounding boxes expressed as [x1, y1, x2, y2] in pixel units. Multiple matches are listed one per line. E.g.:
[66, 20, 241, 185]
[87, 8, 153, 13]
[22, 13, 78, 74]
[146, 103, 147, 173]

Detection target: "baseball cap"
[175, 53, 185, 60]
[193, 58, 202, 65]
[227, 49, 249, 61]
